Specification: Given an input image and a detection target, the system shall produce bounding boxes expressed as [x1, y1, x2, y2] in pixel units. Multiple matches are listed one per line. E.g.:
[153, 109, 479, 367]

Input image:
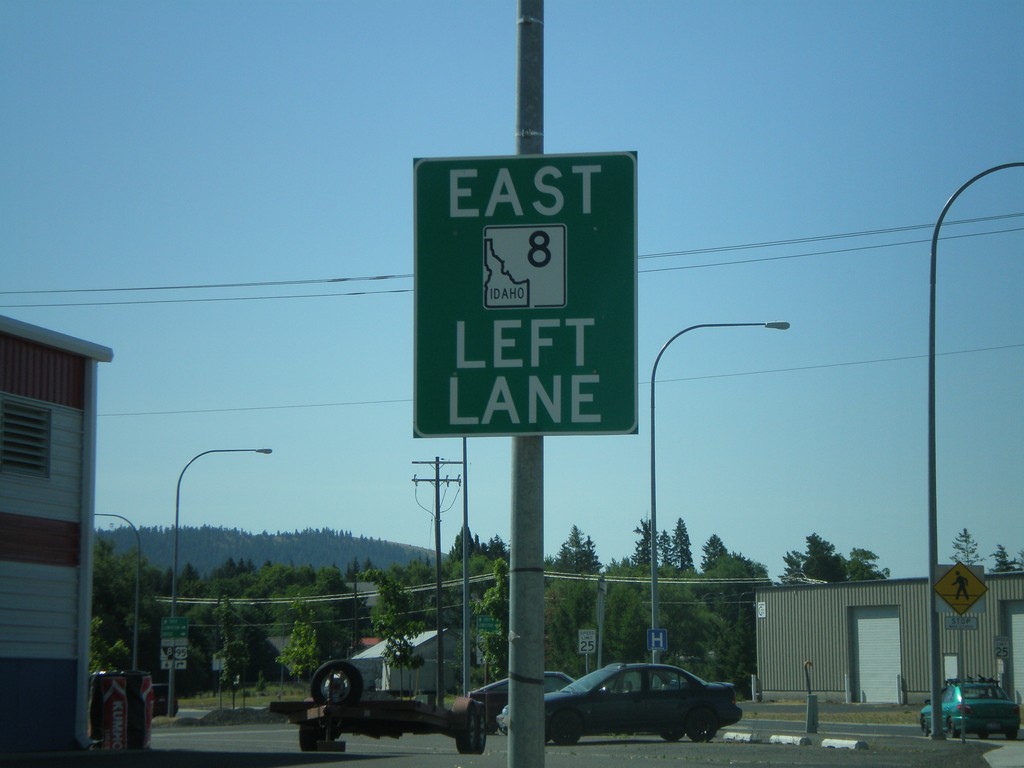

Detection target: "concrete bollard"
[805, 693, 818, 734]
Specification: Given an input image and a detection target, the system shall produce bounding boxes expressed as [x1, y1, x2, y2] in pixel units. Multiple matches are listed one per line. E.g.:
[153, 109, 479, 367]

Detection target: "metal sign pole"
[508, 3, 545, 767]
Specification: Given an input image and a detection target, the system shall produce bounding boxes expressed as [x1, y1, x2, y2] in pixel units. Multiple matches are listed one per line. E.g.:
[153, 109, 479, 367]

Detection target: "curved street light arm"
[95, 513, 141, 669]
[649, 321, 789, 662]
[167, 447, 271, 716]
[926, 161, 1023, 739]
[171, 448, 273, 611]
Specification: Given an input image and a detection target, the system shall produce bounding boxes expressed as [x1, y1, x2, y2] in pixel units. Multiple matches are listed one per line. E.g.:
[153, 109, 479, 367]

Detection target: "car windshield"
[558, 666, 622, 695]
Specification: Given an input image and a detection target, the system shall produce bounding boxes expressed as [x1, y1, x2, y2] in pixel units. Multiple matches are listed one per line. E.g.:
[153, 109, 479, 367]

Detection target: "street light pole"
[926, 162, 1022, 739]
[96, 513, 141, 670]
[649, 322, 789, 662]
[168, 447, 272, 714]
[461, 437, 471, 696]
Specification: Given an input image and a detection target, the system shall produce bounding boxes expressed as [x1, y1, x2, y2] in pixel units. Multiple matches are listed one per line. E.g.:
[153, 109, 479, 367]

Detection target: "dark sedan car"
[470, 671, 574, 733]
[920, 678, 1020, 739]
[544, 663, 741, 745]
[151, 683, 178, 717]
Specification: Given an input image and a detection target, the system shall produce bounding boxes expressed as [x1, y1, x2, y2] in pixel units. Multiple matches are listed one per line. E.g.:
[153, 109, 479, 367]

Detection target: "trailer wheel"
[310, 660, 363, 706]
[455, 700, 487, 754]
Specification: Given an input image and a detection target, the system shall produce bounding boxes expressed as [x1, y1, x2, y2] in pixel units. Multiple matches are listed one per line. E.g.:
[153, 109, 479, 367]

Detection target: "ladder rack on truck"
[268, 659, 486, 754]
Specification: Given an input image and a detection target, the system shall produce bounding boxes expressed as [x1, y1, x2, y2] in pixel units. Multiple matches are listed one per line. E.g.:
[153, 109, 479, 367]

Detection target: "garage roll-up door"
[1010, 601, 1024, 704]
[851, 606, 901, 703]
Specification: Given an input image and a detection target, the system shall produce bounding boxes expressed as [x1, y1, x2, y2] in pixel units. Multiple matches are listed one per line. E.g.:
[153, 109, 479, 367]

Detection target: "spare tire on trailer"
[453, 698, 487, 754]
[310, 660, 363, 706]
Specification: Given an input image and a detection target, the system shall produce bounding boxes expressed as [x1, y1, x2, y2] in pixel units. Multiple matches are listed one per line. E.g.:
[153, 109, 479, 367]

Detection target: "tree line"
[91, 522, 1020, 699]
[96, 524, 432, 577]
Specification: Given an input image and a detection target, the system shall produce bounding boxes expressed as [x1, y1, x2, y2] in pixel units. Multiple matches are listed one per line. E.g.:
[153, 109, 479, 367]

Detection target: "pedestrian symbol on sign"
[933, 561, 987, 615]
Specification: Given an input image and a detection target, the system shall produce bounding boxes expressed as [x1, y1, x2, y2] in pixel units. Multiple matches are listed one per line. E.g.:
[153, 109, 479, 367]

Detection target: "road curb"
[770, 734, 812, 746]
[821, 738, 869, 750]
[724, 732, 868, 749]
[723, 732, 763, 743]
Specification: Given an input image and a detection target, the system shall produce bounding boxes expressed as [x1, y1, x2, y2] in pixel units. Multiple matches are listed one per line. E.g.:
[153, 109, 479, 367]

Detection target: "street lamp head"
[765, 321, 790, 330]
[256, 448, 273, 454]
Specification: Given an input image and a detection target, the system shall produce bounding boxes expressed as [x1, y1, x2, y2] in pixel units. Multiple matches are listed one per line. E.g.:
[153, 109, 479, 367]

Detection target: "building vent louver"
[1, 399, 51, 477]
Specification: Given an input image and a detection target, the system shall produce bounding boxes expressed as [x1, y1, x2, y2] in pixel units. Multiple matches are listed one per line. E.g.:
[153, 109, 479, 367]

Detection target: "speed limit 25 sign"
[578, 629, 597, 655]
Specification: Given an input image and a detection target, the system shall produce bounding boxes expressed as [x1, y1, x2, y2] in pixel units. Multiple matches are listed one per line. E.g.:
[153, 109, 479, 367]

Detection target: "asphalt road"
[3, 704, 1019, 768]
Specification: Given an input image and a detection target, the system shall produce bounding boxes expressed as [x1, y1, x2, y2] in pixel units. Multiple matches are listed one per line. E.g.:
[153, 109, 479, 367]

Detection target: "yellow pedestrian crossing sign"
[933, 561, 986, 615]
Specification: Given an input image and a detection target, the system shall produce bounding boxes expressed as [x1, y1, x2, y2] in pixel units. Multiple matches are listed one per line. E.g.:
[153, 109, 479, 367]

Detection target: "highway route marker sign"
[414, 152, 637, 437]
[160, 616, 189, 670]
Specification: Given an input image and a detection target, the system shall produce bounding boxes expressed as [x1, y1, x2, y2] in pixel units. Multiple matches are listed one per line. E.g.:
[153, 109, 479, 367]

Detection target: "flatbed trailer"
[269, 660, 486, 754]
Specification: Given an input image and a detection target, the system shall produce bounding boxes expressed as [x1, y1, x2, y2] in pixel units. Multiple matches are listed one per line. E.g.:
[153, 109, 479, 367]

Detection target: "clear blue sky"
[3, 1, 1021, 580]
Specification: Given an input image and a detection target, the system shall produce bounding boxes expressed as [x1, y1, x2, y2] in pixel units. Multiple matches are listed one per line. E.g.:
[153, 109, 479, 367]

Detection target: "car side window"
[941, 687, 955, 703]
[544, 676, 567, 693]
[606, 670, 643, 694]
[649, 669, 689, 692]
[621, 671, 642, 693]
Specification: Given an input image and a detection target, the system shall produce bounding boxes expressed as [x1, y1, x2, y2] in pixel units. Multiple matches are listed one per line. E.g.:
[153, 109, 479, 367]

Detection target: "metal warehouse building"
[0, 315, 112, 752]
[755, 574, 1024, 705]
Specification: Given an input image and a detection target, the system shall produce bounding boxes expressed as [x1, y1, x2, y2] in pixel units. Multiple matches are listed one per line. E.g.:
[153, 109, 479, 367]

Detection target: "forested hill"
[94, 525, 434, 577]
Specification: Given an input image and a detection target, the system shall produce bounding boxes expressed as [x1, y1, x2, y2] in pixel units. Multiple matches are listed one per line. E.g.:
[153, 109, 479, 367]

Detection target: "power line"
[639, 211, 1023, 260]
[2, 213, 1020, 308]
[98, 342, 1022, 418]
[657, 343, 1024, 386]
[155, 570, 770, 607]
[0, 286, 412, 308]
[0, 273, 412, 296]
[642, 226, 1024, 274]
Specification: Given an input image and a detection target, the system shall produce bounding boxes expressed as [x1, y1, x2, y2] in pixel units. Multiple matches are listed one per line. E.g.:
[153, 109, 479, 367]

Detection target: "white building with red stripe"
[0, 315, 112, 752]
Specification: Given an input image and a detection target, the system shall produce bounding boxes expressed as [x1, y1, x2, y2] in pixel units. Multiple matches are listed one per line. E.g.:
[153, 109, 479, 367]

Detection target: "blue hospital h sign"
[647, 628, 668, 652]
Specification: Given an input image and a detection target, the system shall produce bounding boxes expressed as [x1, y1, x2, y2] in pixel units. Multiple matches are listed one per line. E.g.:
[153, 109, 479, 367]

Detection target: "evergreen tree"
[846, 548, 890, 581]
[543, 578, 597, 676]
[781, 548, 807, 583]
[951, 528, 981, 565]
[701, 534, 728, 572]
[670, 518, 694, 572]
[782, 534, 847, 582]
[601, 578, 648, 663]
[554, 525, 601, 573]
[991, 545, 1020, 573]
[449, 528, 484, 561]
[632, 519, 652, 567]
[657, 530, 672, 570]
[799, 534, 847, 582]
[484, 535, 509, 562]
[346, 558, 362, 579]
[696, 551, 767, 693]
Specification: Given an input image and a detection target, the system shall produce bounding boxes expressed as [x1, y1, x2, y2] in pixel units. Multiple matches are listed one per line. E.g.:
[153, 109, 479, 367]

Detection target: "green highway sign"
[414, 152, 637, 437]
[161, 616, 189, 639]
